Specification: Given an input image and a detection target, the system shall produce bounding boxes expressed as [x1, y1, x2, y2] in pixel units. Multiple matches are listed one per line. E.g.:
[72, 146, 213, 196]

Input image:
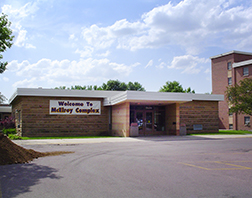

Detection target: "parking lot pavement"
[2, 135, 252, 198]
[12, 134, 252, 145]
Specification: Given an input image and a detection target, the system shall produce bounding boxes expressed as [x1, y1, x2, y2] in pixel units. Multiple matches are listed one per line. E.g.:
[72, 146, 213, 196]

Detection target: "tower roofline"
[210, 50, 252, 59]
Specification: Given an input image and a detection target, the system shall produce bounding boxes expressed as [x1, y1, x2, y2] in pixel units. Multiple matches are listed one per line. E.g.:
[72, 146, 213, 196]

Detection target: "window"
[244, 117, 250, 125]
[229, 124, 233, 129]
[243, 67, 249, 76]
[229, 109, 233, 116]
[228, 77, 232, 85]
[227, 62, 232, 70]
[193, 124, 203, 130]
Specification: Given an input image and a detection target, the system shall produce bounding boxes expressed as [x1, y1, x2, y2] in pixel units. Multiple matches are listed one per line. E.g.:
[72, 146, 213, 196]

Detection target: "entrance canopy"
[104, 91, 224, 106]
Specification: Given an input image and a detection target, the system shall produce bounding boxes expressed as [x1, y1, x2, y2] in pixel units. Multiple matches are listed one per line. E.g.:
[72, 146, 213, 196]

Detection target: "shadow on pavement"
[0, 163, 62, 198]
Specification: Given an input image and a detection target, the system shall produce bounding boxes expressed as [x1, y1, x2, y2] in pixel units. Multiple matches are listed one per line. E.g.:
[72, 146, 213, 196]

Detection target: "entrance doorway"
[130, 105, 165, 136]
[135, 111, 153, 135]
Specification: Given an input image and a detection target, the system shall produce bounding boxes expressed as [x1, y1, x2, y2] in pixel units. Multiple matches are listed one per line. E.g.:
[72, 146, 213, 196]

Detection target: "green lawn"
[190, 130, 252, 136]
[8, 135, 115, 140]
[7, 130, 252, 140]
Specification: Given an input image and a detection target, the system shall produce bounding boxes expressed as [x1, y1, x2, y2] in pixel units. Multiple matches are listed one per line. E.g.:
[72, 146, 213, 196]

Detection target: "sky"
[1, 0, 252, 102]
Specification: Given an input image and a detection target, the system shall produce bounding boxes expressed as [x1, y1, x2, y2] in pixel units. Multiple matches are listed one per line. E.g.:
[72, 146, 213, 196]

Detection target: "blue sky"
[1, 0, 252, 102]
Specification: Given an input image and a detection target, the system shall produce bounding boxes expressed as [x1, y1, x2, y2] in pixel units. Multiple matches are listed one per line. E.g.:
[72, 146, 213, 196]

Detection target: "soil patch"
[0, 133, 73, 165]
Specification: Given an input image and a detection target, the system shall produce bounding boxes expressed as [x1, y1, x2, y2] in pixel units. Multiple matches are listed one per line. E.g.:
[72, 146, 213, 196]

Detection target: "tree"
[226, 78, 252, 116]
[54, 80, 145, 92]
[127, 81, 146, 91]
[100, 80, 145, 91]
[0, 13, 14, 103]
[159, 81, 195, 93]
[0, 92, 7, 104]
[0, 13, 14, 74]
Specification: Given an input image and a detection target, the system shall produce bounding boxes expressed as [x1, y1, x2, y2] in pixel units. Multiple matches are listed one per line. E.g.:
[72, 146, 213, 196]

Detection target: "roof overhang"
[103, 91, 224, 106]
[0, 105, 12, 113]
[10, 88, 224, 106]
[210, 50, 252, 59]
[9, 88, 123, 104]
[233, 59, 252, 68]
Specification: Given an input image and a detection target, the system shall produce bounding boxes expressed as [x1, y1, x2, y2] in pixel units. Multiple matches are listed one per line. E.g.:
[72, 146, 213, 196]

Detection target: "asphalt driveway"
[1, 135, 252, 198]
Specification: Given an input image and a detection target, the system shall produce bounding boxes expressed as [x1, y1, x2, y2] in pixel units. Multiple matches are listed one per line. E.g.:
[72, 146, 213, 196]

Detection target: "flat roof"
[9, 88, 123, 103]
[233, 59, 252, 68]
[210, 50, 252, 59]
[0, 105, 12, 113]
[10, 88, 224, 106]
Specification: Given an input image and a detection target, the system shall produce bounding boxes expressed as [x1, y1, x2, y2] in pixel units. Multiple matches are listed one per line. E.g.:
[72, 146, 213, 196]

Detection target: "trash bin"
[180, 123, 187, 136]
[130, 123, 139, 137]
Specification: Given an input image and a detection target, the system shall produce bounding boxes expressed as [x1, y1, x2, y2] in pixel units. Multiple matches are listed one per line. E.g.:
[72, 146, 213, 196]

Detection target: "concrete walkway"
[12, 134, 252, 145]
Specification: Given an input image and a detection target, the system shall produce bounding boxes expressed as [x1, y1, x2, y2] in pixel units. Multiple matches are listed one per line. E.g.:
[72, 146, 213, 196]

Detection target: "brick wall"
[11, 96, 110, 137]
[166, 103, 179, 135]
[180, 101, 219, 133]
[112, 102, 130, 137]
[212, 52, 252, 130]
[211, 54, 234, 129]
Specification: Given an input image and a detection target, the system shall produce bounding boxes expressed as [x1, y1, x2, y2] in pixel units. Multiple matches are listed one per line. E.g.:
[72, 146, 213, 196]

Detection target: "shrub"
[0, 117, 15, 129]
[8, 134, 22, 140]
[2, 128, 16, 136]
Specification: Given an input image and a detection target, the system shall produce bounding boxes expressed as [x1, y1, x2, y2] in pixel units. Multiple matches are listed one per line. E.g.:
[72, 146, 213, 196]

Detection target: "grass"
[8, 135, 115, 140]
[190, 130, 252, 136]
[6, 130, 252, 140]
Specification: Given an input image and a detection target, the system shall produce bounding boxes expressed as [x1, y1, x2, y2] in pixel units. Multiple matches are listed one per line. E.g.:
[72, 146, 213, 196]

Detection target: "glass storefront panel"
[154, 111, 165, 131]
[130, 105, 165, 134]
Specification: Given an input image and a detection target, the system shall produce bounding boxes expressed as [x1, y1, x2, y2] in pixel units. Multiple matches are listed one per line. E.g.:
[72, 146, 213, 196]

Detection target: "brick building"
[211, 50, 252, 130]
[10, 88, 223, 137]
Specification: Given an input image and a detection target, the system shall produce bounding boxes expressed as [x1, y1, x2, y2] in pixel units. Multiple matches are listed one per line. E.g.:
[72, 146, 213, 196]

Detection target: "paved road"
[1, 135, 252, 198]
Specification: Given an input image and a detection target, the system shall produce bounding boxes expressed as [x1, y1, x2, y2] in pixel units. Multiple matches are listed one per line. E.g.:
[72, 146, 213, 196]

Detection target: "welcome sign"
[50, 100, 101, 115]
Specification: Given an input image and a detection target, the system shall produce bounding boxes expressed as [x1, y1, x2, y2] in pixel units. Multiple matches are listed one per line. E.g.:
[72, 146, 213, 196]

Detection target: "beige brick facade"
[180, 101, 219, 134]
[10, 88, 223, 137]
[12, 96, 110, 137]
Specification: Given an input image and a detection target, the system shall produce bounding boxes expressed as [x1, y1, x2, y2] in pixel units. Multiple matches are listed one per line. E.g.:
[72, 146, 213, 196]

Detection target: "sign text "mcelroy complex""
[49, 100, 101, 115]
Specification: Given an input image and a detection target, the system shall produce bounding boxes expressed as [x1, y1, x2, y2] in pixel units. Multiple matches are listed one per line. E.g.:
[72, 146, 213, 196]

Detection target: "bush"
[0, 117, 15, 129]
[8, 134, 22, 140]
[2, 128, 16, 136]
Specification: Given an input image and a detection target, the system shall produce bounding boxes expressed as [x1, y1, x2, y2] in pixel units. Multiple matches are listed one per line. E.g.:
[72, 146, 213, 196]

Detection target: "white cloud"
[12, 77, 37, 89]
[168, 55, 208, 74]
[156, 61, 166, 69]
[204, 68, 210, 74]
[8, 57, 135, 87]
[145, 60, 153, 68]
[3, 77, 9, 82]
[97, 50, 110, 57]
[77, 0, 252, 54]
[75, 47, 94, 58]
[1, 2, 39, 49]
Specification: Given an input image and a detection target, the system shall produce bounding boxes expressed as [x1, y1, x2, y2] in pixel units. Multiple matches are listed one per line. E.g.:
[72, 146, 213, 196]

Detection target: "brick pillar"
[176, 103, 180, 136]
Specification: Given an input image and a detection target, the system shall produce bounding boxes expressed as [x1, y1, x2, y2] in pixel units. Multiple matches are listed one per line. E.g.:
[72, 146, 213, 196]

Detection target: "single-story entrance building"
[9, 88, 224, 137]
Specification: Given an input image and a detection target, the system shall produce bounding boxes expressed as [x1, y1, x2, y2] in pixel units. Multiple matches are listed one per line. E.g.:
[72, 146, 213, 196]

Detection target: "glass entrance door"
[136, 111, 144, 135]
[136, 111, 153, 135]
[145, 111, 153, 135]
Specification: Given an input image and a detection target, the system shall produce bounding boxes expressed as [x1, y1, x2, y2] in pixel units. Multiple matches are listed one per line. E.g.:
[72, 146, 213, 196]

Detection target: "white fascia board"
[104, 91, 128, 106]
[0, 106, 12, 113]
[210, 50, 252, 59]
[106, 91, 224, 106]
[126, 91, 192, 101]
[233, 59, 252, 68]
[9, 88, 123, 104]
[192, 94, 224, 101]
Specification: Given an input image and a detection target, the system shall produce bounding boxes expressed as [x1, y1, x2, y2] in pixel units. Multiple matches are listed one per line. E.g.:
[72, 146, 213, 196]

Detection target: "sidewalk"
[12, 134, 252, 145]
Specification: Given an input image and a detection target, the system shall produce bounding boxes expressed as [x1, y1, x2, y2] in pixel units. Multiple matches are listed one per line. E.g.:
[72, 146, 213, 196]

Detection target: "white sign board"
[50, 100, 101, 115]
